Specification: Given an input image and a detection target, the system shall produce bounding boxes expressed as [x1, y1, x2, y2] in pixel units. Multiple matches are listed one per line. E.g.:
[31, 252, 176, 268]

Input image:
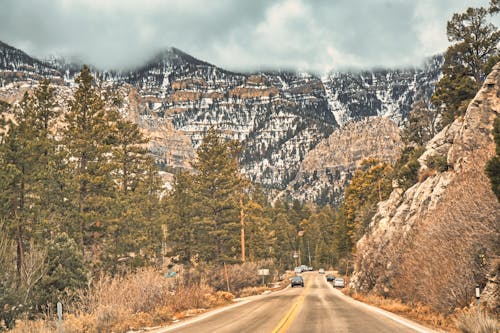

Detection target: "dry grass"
[417, 167, 436, 182]
[6, 319, 55, 333]
[238, 286, 270, 297]
[351, 292, 452, 330]
[454, 308, 499, 333]
[10, 268, 235, 333]
[7, 262, 276, 332]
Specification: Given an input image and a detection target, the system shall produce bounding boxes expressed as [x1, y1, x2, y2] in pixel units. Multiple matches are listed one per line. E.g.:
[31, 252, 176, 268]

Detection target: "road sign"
[258, 269, 270, 276]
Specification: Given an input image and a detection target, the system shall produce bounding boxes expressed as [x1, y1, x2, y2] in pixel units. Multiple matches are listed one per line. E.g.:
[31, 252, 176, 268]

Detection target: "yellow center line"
[271, 278, 310, 333]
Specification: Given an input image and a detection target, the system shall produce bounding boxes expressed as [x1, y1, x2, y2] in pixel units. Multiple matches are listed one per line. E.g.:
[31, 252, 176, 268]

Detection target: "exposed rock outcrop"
[351, 63, 500, 312]
[283, 117, 402, 205]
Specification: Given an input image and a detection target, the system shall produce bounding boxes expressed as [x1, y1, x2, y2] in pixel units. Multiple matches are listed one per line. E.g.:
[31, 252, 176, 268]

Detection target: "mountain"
[282, 117, 403, 205]
[351, 63, 500, 312]
[0, 41, 442, 204]
[322, 56, 442, 126]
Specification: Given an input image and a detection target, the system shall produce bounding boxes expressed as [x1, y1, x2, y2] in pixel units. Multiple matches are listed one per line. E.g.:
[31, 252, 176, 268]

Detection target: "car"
[291, 276, 304, 287]
[300, 264, 308, 272]
[326, 274, 335, 282]
[308, 266, 313, 271]
[318, 268, 325, 274]
[334, 277, 345, 288]
[294, 267, 302, 274]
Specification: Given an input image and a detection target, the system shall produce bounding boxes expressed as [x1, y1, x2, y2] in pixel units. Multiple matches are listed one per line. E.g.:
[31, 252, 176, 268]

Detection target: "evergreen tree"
[402, 98, 440, 146]
[0, 80, 60, 283]
[32, 233, 88, 310]
[433, 5, 499, 127]
[271, 201, 299, 269]
[190, 128, 242, 263]
[394, 146, 425, 191]
[243, 187, 275, 261]
[101, 114, 162, 271]
[344, 159, 393, 243]
[165, 171, 196, 264]
[62, 66, 117, 260]
[331, 205, 352, 264]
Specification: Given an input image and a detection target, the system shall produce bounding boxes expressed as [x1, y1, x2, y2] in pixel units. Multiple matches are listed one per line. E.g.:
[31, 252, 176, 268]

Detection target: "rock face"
[351, 63, 500, 312]
[322, 56, 442, 126]
[282, 117, 402, 205]
[0, 41, 441, 204]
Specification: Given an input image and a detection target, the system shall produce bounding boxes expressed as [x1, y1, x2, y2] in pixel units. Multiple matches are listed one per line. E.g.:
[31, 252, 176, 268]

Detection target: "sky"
[0, 0, 496, 73]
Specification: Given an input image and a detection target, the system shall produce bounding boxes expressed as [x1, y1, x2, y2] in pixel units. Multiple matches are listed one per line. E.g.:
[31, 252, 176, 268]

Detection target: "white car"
[318, 268, 325, 274]
[334, 277, 345, 288]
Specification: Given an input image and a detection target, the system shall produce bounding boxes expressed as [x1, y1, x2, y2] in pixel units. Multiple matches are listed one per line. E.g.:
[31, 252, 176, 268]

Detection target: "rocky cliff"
[351, 63, 500, 312]
[0, 41, 441, 204]
[282, 117, 402, 205]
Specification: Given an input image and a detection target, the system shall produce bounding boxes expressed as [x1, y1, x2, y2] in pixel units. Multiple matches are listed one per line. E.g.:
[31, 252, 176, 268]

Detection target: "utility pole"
[307, 240, 311, 267]
[240, 193, 245, 262]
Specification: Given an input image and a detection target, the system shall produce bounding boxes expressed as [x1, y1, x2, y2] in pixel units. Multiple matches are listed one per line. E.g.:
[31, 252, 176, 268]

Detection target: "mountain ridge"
[0, 40, 442, 205]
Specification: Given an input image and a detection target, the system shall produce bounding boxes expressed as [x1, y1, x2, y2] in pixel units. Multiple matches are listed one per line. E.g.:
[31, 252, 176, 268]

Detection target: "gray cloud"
[0, 0, 496, 73]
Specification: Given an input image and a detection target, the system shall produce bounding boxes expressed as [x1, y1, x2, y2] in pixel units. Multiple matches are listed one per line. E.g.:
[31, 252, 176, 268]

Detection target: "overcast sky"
[0, 0, 496, 73]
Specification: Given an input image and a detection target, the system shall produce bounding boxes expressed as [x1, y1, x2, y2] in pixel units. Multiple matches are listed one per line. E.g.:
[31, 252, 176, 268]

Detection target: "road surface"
[153, 272, 437, 333]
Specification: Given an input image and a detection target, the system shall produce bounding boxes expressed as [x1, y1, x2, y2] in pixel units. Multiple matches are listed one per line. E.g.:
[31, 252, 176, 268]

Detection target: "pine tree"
[165, 171, 196, 264]
[0, 80, 61, 284]
[344, 159, 393, 243]
[62, 66, 117, 260]
[99, 113, 163, 271]
[190, 128, 242, 263]
[32, 233, 88, 309]
[402, 98, 440, 146]
[243, 187, 275, 261]
[271, 201, 299, 269]
[433, 5, 499, 127]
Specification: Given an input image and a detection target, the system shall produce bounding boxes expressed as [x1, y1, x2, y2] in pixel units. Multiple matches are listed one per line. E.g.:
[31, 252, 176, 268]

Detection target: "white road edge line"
[324, 279, 442, 333]
[151, 284, 291, 332]
[151, 298, 253, 332]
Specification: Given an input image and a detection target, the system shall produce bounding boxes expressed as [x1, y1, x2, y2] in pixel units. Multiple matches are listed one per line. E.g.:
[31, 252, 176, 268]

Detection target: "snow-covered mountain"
[0, 41, 442, 205]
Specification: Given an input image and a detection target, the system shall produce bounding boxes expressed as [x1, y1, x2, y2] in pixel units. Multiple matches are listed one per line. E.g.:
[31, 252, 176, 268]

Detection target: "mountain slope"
[0, 41, 61, 83]
[0, 40, 442, 203]
[351, 63, 500, 312]
[283, 117, 402, 205]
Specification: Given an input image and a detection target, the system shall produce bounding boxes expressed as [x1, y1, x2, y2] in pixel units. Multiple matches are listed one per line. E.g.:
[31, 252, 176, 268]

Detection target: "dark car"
[326, 274, 335, 282]
[291, 276, 304, 287]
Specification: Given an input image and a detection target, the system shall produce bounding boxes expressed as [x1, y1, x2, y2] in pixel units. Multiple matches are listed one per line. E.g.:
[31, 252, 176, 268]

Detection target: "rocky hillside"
[0, 40, 442, 203]
[282, 117, 402, 205]
[351, 63, 500, 312]
[322, 56, 442, 126]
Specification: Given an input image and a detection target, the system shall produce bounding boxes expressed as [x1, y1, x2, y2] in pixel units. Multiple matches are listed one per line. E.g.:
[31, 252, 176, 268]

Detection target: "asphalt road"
[153, 272, 437, 333]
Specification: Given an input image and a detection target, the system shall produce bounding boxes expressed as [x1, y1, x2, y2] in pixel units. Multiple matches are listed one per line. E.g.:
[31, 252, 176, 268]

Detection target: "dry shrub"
[111, 311, 153, 332]
[63, 313, 95, 333]
[6, 319, 54, 333]
[239, 286, 269, 297]
[205, 260, 274, 294]
[455, 308, 499, 333]
[167, 282, 213, 312]
[91, 267, 171, 314]
[8, 266, 247, 332]
[203, 291, 234, 308]
[62, 268, 224, 333]
[417, 168, 436, 182]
